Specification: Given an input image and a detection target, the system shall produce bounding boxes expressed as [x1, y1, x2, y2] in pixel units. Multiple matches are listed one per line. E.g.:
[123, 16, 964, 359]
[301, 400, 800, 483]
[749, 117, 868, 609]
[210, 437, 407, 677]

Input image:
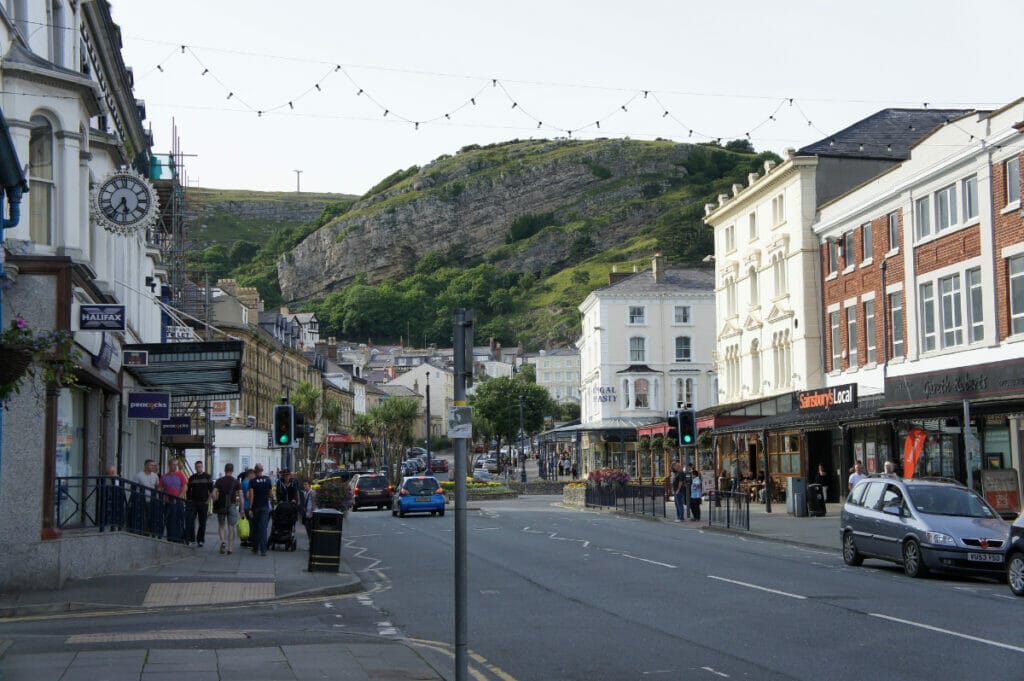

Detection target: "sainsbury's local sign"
[797, 383, 858, 412]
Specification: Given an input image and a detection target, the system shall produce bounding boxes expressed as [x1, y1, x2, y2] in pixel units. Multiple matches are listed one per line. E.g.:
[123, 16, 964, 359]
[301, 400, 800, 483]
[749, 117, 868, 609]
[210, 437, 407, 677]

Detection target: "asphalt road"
[4, 496, 1023, 681]
[353, 496, 1023, 681]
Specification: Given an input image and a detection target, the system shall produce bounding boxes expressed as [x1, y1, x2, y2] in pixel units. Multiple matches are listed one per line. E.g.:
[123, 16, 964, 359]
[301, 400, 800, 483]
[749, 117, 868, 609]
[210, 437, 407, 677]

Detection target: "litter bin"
[307, 508, 344, 573]
[787, 476, 807, 517]
[806, 483, 826, 516]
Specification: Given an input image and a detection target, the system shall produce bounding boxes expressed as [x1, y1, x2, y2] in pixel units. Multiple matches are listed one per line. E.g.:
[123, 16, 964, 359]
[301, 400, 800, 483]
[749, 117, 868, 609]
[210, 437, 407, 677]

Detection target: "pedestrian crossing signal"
[273, 404, 295, 447]
[676, 409, 696, 446]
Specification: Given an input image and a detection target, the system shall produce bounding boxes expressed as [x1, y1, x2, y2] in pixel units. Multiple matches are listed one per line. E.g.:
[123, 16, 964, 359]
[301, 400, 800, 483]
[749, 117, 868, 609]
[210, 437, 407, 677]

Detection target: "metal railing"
[585, 484, 667, 519]
[54, 475, 190, 542]
[706, 490, 750, 531]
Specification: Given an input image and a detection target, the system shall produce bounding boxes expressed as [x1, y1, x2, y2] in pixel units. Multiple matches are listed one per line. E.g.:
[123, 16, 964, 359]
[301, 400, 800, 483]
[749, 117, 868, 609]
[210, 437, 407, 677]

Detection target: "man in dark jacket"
[186, 460, 214, 546]
[248, 464, 274, 556]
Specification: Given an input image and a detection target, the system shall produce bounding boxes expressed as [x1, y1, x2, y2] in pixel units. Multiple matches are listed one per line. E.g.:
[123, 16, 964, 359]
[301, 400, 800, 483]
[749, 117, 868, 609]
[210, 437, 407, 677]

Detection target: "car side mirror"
[882, 504, 902, 516]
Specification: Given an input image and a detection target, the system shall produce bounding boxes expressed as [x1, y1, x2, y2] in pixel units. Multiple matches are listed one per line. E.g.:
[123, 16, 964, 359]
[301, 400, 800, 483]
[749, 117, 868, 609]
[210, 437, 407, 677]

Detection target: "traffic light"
[273, 404, 295, 446]
[294, 411, 305, 439]
[676, 408, 697, 446]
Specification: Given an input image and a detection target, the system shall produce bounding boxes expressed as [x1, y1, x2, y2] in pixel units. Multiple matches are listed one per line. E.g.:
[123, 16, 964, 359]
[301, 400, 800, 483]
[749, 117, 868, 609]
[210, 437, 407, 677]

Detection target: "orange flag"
[903, 428, 927, 478]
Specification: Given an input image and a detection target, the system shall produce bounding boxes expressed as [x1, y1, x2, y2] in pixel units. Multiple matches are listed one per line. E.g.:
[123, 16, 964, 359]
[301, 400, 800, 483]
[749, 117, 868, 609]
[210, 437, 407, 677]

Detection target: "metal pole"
[425, 371, 432, 473]
[964, 400, 973, 490]
[453, 309, 471, 681]
[763, 429, 772, 514]
[519, 396, 527, 483]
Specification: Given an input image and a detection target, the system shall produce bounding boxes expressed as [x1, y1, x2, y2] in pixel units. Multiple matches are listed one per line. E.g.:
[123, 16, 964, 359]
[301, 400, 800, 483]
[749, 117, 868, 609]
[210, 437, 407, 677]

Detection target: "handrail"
[55, 475, 190, 541]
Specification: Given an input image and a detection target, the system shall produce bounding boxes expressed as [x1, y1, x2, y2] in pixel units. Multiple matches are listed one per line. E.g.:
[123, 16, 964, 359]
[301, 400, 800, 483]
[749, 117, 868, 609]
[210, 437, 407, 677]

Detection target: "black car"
[351, 473, 392, 511]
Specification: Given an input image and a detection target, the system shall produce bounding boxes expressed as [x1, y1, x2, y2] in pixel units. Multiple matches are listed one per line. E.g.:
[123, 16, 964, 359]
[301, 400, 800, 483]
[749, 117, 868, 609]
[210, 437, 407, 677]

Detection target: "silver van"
[840, 477, 1009, 579]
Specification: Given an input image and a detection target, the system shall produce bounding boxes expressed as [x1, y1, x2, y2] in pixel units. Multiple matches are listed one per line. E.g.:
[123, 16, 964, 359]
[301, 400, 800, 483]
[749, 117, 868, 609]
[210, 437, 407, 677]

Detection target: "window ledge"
[842, 265, 856, 275]
[885, 247, 899, 259]
[826, 272, 838, 282]
[859, 257, 874, 269]
[1002, 200, 1021, 215]
[963, 217, 981, 229]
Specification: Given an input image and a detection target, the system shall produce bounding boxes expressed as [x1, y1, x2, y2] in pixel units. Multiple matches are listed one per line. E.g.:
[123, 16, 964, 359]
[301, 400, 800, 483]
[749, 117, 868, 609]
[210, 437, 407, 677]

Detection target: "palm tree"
[290, 381, 321, 479]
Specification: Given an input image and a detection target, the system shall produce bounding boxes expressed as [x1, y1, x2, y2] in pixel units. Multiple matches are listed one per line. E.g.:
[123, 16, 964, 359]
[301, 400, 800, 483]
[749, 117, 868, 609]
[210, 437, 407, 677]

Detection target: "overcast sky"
[112, 0, 1023, 196]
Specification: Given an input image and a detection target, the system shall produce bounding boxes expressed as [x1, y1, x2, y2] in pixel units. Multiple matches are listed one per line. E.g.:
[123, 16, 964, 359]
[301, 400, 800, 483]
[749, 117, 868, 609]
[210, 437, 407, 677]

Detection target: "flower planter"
[0, 344, 32, 386]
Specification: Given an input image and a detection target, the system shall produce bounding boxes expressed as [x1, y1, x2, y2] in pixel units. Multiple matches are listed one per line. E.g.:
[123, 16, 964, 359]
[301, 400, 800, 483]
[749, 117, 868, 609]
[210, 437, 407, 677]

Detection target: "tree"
[470, 376, 556, 461]
[516, 363, 536, 384]
[289, 381, 321, 480]
[353, 397, 420, 483]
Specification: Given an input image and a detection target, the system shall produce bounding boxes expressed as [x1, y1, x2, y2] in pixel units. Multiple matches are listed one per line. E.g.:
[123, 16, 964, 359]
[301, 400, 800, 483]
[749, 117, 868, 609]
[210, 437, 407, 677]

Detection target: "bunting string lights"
[118, 38, 1012, 153]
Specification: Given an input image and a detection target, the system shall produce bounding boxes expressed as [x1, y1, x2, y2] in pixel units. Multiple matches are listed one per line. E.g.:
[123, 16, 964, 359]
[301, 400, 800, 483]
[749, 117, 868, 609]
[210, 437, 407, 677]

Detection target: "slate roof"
[600, 268, 715, 295]
[798, 108, 974, 161]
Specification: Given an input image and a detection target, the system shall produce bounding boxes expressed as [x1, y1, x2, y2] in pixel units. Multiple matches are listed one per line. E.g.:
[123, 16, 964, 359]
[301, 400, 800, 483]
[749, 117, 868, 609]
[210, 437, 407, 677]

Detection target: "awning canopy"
[122, 341, 244, 404]
[713, 396, 887, 435]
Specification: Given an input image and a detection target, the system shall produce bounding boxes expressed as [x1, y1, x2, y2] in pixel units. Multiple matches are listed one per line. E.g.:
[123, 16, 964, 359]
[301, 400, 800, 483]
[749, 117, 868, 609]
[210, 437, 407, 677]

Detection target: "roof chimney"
[652, 253, 665, 283]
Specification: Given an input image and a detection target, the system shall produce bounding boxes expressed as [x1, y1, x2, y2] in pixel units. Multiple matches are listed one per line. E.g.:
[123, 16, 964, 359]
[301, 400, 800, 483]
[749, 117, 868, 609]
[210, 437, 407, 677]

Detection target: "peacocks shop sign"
[127, 392, 171, 420]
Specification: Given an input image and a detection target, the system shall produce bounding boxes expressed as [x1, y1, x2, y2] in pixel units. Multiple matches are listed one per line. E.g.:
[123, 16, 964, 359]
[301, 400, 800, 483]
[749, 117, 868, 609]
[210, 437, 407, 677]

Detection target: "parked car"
[474, 457, 499, 473]
[392, 476, 446, 517]
[351, 473, 393, 511]
[430, 457, 449, 473]
[1005, 513, 1024, 596]
[472, 469, 492, 482]
[840, 476, 1010, 579]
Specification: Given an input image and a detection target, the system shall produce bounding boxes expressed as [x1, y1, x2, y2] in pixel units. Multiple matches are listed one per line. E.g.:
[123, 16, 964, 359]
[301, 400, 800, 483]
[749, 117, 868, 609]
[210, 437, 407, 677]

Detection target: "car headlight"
[925, 531, 956, 546]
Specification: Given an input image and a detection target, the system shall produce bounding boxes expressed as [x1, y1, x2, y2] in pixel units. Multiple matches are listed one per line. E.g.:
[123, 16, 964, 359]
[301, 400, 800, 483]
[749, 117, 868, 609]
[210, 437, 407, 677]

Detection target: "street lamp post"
[519, 396, 527, 483]
[425, 371, 432, 473]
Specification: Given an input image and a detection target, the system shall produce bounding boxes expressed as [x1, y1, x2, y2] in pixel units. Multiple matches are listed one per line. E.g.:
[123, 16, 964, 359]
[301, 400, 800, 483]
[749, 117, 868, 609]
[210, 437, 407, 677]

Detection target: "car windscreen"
[907, 485, 997, 518]
[356, 476, 386, 489]
[404, 479, 439, 495]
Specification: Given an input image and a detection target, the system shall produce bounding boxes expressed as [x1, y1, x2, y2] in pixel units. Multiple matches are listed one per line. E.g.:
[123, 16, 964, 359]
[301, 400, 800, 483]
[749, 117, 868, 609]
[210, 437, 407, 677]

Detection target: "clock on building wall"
[91, 167, 160, 236]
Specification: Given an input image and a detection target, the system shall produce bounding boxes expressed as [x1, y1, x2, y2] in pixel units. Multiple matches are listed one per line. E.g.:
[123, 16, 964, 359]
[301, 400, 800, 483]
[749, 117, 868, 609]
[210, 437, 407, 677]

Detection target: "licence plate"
[415, 496, 431, 502]
[967, 552, 1003, 563]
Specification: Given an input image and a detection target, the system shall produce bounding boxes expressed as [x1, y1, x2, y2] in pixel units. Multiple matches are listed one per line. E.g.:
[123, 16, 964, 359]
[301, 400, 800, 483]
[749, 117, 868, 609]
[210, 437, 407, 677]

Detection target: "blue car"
[392, 476, 446, 517]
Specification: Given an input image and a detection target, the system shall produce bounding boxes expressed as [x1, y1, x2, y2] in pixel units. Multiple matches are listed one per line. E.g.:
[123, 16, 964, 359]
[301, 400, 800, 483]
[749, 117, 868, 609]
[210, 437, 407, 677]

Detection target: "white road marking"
[600, 548, 677, 568]
[701, 667, 730, 678]
[707, 575, 807, 600]
[869, 613, 1024, 654]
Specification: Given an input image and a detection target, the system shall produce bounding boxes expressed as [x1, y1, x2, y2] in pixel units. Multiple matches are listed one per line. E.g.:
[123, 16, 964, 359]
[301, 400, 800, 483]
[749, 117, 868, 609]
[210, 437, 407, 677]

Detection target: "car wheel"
[399, 506, 406, 518]
[902, 539, 928, 578]
[439, 507, 445, 517]
[842, 531, 863, 566]
[1008, 552, 1024, 596]
[392, 504, 398, 517]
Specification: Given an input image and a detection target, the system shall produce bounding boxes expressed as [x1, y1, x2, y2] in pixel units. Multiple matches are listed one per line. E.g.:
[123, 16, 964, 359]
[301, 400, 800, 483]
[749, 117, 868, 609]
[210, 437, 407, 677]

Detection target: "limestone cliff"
[277, 138, 704, 304]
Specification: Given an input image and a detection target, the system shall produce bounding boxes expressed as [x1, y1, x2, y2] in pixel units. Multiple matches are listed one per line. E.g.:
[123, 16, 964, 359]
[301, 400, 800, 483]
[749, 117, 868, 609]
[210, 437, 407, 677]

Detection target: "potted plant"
[0, 315, 80, 404]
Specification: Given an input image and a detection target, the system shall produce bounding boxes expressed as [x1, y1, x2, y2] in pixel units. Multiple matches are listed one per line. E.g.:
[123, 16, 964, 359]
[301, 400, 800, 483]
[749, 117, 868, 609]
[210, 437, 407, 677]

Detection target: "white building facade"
[577, 256, 717, 425]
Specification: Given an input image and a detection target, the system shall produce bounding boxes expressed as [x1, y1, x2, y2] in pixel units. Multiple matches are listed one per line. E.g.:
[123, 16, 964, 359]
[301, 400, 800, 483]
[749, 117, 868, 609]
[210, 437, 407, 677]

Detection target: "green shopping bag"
[236, 516, 250, 540]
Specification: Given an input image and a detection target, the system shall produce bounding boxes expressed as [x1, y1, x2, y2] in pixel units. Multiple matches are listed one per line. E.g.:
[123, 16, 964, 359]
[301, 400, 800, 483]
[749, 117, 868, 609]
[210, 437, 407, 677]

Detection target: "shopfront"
[880, 358, 1024, 494]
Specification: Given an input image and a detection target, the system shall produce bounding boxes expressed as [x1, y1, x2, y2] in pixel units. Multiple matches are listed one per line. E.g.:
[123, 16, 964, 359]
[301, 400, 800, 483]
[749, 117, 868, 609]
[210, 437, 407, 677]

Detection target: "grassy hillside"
[202, 138, 778, 346]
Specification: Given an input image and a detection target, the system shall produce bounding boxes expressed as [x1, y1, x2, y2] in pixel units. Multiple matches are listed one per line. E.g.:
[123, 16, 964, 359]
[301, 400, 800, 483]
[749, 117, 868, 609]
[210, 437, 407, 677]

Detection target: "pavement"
[0, 497, 841, 681]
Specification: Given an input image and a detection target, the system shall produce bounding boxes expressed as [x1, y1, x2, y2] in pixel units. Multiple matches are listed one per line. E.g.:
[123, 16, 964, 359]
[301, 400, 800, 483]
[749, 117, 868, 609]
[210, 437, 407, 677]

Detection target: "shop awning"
[712, 396, 887, 435]
[122, 341, 244, 404]
[638, 422, 673, 437]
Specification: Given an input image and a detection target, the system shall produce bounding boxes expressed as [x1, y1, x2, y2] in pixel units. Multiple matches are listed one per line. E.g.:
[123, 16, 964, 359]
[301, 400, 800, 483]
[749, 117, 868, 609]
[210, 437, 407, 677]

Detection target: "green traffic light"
[683, 435, 692, 444]
[279, 434, 289, 444]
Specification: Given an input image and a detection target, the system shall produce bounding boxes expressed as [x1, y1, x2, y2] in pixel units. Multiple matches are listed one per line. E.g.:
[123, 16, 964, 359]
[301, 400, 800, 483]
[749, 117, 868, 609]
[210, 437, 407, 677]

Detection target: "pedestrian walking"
[848, 460, 866, 493]
[671, 462, 685, 522]
[690, 469, 703, 522]
[683, 464, 695, 520]
[213, 463, 242, 554]
[186, 460, 214, 546]
[159, 458, 188, 499]
[247, 464, 273, 556]
[300, 480, 316, 538]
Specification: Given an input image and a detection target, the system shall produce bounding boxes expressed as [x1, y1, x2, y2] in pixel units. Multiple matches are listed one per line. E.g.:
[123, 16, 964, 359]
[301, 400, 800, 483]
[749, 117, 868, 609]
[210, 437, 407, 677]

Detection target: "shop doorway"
[806, 430, 836, 502]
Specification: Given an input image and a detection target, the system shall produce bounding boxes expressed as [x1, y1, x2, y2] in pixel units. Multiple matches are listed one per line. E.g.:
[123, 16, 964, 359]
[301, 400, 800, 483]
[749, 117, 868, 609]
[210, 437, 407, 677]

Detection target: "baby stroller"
[269, 501, 299, 551]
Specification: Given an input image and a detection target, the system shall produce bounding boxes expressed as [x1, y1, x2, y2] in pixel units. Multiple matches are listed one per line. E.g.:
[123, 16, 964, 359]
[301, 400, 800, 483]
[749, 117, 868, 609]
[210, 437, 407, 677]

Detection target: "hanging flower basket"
[0, 343, 32, 386]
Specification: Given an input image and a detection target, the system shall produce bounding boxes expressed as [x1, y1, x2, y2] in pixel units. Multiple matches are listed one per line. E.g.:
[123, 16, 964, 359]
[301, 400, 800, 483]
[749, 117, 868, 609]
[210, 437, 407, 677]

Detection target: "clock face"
[97, 175, 154, 227]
